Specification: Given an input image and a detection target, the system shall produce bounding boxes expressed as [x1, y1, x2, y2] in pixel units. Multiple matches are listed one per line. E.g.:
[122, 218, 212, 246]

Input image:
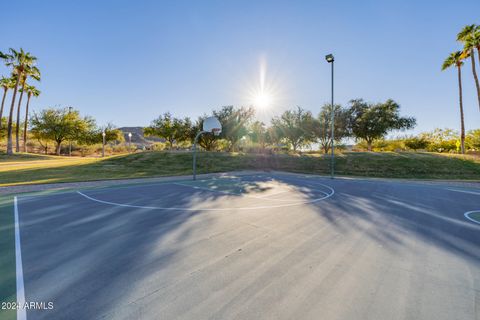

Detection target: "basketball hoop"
[203, 117, 222, 135]
[193, 116, 222, 180]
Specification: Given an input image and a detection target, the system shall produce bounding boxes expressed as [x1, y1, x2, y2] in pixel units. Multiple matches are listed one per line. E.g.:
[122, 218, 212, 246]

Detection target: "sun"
[243, 56, 283, 113]
[254, 92, 273, 109]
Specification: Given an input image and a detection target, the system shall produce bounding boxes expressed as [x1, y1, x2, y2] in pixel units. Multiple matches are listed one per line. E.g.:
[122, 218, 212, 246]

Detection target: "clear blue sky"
[1, 0, 479, 135]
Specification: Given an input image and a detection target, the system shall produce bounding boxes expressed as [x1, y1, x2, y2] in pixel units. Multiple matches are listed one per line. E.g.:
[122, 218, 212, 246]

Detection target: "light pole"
[102, 130, 106, 157]
[325, 54, 335, 179]
[68, 106, 73, 156]
[128, 132, 132, 152]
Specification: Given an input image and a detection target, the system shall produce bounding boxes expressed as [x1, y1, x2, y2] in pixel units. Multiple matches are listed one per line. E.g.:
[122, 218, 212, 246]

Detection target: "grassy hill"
[0, 151, 479, 186]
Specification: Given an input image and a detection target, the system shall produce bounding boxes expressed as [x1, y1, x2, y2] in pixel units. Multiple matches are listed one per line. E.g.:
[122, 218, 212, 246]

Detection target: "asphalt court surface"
[14, 173, 480, 319]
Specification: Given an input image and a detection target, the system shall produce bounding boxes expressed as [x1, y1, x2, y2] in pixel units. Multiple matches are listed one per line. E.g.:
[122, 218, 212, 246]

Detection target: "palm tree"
[473, 26, 480, 67]
[14, 73, 27, 152]
[442, 51, 466, 154]
[21, 84, 40, 152]
[0, 48, 38, 155]
[15, 65, 40, 152]
[457, 24, 476, 41]
[0, 76, 15, 130]
[458, 24, 480, 111]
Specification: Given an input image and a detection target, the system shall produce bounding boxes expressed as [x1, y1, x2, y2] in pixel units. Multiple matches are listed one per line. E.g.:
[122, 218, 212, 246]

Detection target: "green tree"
[75, 123, 125, 156]
[77, 123, 123, 145]
[313, 104, 351, 154]
[0, 76, 15, 130]
[178, 117, 194, 147]
[348, 99, 416, 151]
[30, 107, 95, 155]
[442, 51, 466, 154]
[144, 112, 190, 149]
[271, 107, 315, 152]
[466, 129, 480, 150]
[74, 124, 124, 156]
[0, 117, 7, 139]
[190, 116, 218, 151]
[265, 126, 281, 147]
[419, 128, 458, 152]
[0, 48, 39, 155]
[248, 121, 267, 148]
[213, 106, 255, 151]
[458, 24, 480, 111]
[30, 131, 51, 154]
[20, 84, 40, 152]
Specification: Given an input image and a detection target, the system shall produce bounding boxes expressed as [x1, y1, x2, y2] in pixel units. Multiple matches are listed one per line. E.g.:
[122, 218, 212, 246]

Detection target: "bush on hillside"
[404, 137, 430, 151]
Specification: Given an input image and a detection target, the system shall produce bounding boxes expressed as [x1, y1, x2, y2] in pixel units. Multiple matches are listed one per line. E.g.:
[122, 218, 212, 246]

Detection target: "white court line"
[76, 181, 334, 211]
[447, 188, 480, 225]
[14, 197, 27, 320]
[464, 211, 480, 225]
[447, 188, 480, 196]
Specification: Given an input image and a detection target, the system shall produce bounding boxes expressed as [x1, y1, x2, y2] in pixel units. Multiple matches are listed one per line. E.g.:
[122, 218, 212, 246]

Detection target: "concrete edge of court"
[1, 170, 479, 196]
[268, 170, 480, 188]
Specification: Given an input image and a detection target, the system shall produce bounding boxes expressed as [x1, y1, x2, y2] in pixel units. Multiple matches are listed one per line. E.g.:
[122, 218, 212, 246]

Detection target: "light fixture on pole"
[102, 130, 106, 157]
[325, 53, 335, 179]
[128, 132, 132, 152]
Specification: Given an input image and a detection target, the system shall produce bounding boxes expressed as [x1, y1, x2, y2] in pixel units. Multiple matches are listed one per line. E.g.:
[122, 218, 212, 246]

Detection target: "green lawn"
[0, 152, 58, 162]
[0, 151, 479, 186]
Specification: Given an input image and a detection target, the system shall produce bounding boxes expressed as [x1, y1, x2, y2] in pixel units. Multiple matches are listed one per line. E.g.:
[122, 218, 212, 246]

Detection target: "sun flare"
[254, 92, 273, 109]
[242, 56, 285, 116]
[249, 58, 276, 110]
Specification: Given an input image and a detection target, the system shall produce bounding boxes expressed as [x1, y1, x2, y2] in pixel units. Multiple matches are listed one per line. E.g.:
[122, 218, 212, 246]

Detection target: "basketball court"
[11, 172, 480, 319]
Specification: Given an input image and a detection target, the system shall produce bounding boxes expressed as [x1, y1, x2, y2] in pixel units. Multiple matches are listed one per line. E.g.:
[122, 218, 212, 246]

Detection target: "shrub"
[404, 137, 430, 151]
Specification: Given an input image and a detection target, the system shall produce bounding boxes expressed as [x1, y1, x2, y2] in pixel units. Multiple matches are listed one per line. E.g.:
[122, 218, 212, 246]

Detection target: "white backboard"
[203, 116, 222, 134]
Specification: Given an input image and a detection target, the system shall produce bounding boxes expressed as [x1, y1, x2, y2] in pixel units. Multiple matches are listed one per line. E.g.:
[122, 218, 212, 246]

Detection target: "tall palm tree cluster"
[442, 24, 480, 154]
[0, 48, 41, 155]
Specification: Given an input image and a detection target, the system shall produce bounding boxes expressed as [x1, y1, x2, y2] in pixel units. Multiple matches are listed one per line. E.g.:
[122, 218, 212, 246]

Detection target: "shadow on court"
[309, 178, 480, 264]
[13, 173, 480, 319]
[17, 174, 331, 319]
